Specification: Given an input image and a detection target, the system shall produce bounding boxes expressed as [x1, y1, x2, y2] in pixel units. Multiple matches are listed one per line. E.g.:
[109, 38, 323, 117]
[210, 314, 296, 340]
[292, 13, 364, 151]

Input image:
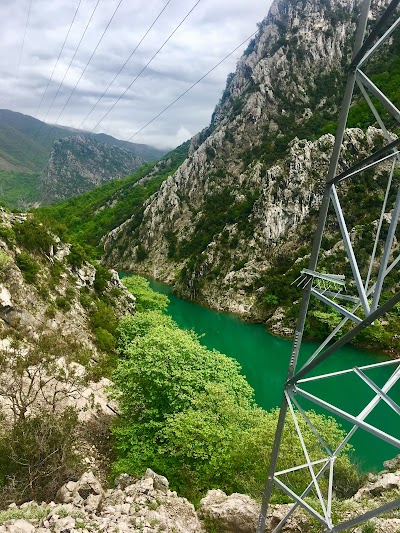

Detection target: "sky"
[0, 0, 271, 150]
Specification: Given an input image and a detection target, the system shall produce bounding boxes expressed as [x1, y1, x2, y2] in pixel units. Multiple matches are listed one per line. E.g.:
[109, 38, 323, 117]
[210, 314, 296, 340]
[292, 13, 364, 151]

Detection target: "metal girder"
[257, 1, 400, 531]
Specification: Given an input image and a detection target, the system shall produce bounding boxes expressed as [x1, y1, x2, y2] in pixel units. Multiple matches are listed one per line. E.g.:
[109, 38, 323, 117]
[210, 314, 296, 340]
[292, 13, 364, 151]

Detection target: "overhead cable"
[123, 31, 257, 144]
[48, 0, 125, 132]
[38, 0, 101, 128]
[33, 0, 83, 119]
[88, 0, 201, 134]
[78, 0, 172, 130]
[10, 0, 33, 110]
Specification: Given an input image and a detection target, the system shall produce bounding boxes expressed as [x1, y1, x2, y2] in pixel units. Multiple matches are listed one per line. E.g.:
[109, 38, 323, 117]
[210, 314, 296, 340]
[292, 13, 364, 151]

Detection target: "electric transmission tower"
[257, 0, 400, 531]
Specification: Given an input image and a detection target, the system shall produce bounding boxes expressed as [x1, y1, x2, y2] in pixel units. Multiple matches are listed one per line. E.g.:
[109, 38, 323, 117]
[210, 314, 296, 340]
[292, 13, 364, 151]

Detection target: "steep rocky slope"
[0, 110, 165, 208]
[39, 135, 145, 205]
[1, 460, 400, 532]
[0, 208, 135, 420]
[103, 0, 399, 349]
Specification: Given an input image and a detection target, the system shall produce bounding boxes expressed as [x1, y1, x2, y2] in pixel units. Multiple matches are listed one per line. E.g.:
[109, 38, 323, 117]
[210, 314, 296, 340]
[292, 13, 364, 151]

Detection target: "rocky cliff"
[0, 208, 136, 421]
[39, 135, 145, 205]
[103, 0, 398, 348]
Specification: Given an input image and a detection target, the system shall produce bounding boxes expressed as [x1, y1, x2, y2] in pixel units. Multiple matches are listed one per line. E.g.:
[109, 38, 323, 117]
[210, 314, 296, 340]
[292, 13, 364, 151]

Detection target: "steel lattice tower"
[257, 0, 400, 531]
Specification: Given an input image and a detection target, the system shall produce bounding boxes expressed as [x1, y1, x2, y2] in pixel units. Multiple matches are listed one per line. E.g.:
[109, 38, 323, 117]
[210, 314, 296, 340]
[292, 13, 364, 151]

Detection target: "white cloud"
[0, 0, 272, 149]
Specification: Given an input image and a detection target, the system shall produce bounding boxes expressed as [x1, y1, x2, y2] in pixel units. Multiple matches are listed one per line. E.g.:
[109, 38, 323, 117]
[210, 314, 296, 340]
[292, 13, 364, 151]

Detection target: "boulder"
[198, 489, 259, 533]
[74, 471, 104, 498]
[354, 471, 400, 500]
[383, 455, 400, 472]
[144, 468, 169, 494]
[3, 520, 35, 533]
[56, 471, 104, 510]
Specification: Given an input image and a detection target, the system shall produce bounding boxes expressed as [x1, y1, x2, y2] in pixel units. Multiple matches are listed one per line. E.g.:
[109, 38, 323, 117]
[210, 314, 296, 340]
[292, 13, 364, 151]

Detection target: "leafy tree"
[122, 276, 168, 312]
[13, 219, 54, 255]
[112, 279, 361, 502]
[15, 252, 40, 284]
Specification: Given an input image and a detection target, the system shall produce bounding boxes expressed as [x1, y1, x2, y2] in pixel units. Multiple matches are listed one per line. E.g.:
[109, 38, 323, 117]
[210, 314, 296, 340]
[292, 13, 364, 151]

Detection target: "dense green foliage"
[36, 141, 190, 257]
[122, 276, 168, 313]
[112, 277, 360, 502]
[0, 170, 40, 209]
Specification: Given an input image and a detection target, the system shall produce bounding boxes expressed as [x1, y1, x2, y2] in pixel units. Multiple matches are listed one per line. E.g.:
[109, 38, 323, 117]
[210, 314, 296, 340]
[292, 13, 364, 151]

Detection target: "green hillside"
[0, 110, 167, 208]
[36, 141, 190, 256]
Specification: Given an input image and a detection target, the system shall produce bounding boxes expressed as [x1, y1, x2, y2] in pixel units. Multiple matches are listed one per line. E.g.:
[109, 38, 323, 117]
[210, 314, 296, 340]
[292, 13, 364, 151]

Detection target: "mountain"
[38, 0, 400, 353]
[0, 109, 166, 208]
[39, 135, 145, 205]
[36, 141, 190, 256]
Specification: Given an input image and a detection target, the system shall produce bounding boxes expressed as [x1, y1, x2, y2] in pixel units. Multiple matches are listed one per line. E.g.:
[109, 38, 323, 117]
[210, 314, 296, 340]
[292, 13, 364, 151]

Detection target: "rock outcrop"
[1, 464, 400, 533]
[0, 471, 203, 533]
[39, 135, 145, 204]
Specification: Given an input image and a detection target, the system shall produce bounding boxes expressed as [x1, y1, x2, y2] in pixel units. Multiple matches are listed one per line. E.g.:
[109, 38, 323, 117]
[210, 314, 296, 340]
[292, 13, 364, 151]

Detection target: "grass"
[0, 505, 49, 524]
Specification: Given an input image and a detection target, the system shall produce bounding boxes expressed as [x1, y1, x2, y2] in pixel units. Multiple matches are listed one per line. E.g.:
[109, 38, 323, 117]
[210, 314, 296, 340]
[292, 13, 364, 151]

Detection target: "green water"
[137, 276, 400, 471]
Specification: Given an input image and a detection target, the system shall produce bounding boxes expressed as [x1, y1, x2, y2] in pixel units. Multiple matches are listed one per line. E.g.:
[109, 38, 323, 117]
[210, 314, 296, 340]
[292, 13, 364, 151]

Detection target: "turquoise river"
[135, 276, 400, 472]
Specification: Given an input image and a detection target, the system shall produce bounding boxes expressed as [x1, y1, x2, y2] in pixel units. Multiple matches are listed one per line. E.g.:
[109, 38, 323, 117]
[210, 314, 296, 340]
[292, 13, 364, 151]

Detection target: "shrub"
[93, 264, 111, 293]
[122, 276, 168, 312]
[95, 327, 116, 352]
[67, 243, 87, 268]
[91, 301, 117, 335]
[0, 225, 15, 244]
[14, 219, 54, 255]
[0, 251, 10, 271]
[0, 409, 82, 506]
[15, 252, 40, 283]
[136, 244, 148, 262]
[55, 296, 71, 311]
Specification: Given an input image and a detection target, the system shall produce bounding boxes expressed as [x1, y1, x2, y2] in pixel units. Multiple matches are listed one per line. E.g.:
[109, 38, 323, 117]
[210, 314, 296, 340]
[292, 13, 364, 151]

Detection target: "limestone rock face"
[39, 135, 145, 205]
[198, 489, 259, 533]
[0, 209, 134, 424]
[0, 471, 204, 533]
[103, 0, 392, 323]
[354, 471, 400, 500]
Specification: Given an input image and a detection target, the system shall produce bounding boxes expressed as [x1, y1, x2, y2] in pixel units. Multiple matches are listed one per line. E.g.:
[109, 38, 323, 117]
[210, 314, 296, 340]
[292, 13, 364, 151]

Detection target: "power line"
[123, 31, 257, 145]
[38, 0, 101, 128]
[49, 0, 125, 129]
[88, 0, 201, 134]
[33, 0, 83, 119]
[78, 0, 172, 130]
[10, 0, 33, 110]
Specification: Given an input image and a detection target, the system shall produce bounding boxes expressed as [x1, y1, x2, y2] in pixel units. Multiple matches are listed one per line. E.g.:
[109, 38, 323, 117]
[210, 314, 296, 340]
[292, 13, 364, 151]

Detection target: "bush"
[14, 219, 54, 255]
[0, 409, 82, 506]
[122, 276, 168, 312]
[0, 251, 10, 271]
[0, 225, 15, 244]
[93, 264, 111, 293]
[112, 306, 360, 502]
[55, 296, 71, 311]
[67, 243, 87, 268]
[95, 327, 116, 352]
[15, 252, 40, 283]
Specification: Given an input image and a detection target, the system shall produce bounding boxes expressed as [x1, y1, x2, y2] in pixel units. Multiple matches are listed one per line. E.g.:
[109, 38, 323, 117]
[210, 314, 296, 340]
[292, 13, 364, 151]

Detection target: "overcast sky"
[0, 0, 271, 149]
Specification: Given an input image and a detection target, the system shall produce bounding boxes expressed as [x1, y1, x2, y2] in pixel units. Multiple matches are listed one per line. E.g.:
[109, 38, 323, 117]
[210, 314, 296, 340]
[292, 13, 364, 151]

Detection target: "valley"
[0, 0, 399, 531]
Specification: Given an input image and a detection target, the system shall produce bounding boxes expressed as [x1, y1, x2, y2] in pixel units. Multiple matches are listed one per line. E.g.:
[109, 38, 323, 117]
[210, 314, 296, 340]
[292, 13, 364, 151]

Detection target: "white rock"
[6, 520, 35, 533]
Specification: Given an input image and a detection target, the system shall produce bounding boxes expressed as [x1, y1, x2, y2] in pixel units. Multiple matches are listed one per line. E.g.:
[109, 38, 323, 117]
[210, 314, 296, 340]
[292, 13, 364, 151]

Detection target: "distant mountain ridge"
[39, 135, 146, 205]
[0, 109, 167, 208]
